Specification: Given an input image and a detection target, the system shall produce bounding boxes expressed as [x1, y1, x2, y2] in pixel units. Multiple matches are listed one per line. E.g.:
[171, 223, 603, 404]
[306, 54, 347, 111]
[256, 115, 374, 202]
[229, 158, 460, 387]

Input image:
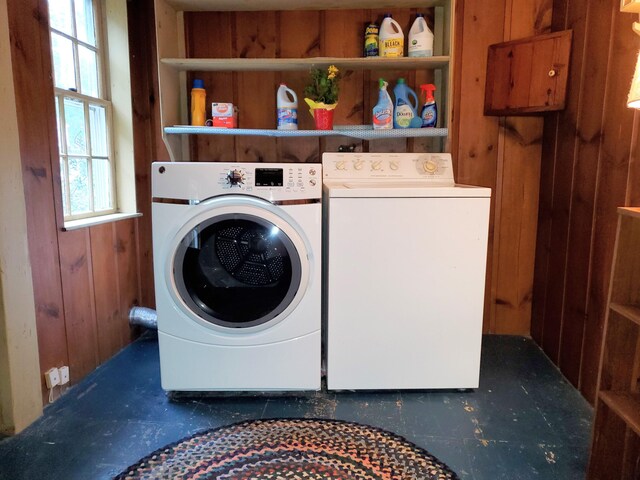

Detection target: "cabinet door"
[484, 30, 572, 116]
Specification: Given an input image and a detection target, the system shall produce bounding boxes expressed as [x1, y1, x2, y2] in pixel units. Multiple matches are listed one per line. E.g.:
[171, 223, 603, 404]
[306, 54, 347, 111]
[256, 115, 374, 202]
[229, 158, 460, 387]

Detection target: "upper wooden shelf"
[161, 56, 450, 72]
[166, 0, 447, 12]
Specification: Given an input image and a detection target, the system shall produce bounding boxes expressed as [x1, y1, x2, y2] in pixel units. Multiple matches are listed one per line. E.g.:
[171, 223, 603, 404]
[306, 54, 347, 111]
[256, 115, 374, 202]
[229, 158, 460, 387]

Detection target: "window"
[48, 0, 115, 220]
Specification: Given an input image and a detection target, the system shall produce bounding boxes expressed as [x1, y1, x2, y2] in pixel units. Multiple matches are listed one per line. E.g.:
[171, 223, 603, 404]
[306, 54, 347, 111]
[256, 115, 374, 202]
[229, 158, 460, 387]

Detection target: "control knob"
[309, 178, 317, 186]
[422, 160, 438, 174]
[371, 160, 382, 171]
[227, 169, 244, 186]
[389, 160, 399, 171]
[353, 159, 364, 170]
[336, 161, 347, 171]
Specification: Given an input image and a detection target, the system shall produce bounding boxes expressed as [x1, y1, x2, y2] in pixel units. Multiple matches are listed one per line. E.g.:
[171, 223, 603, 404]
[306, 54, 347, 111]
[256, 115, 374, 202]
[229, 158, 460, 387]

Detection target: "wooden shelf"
[166, 0, 447, 12]
[599, 391, 640, 437]
[161, 56, 450, 72]
[618, 207, 640, 219]
[610, 303, 640, 327]
[165, 126, 448, 141]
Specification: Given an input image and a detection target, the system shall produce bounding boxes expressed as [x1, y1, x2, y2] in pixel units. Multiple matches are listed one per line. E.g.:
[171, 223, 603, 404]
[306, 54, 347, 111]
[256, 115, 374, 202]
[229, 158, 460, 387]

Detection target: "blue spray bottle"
[420, 84, 437, 128]
[372, 78, 393, 129]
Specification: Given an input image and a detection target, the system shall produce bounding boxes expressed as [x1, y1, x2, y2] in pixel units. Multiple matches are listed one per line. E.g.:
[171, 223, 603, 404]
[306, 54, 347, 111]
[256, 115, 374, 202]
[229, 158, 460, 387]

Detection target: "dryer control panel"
[152, 162, 321, 202]
[322, 153, 454, 185]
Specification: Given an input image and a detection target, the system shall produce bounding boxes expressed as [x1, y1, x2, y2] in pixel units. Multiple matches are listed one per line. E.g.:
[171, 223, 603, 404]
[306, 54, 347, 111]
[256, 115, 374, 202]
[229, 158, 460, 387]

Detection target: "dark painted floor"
[0, 335, 592, 479]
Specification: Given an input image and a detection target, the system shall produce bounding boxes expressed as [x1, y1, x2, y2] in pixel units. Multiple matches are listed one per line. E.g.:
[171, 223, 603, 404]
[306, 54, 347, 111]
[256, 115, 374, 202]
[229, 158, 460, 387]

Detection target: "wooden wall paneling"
[116, 219, 140, 343]
[531, 112, 558, 344]
[7, 0, 69, 401]
[235, 11, 277, 162]
[536, 0, 590, 366]
[89, 223, 121, 363]
[557, 0, 608, 386]
[493, 116, 544, 334]
[321, 9, 367, 154]
[277, 10, 321, 163]
[531, 0, 566, 344]
[128, 0, 163, 309]
[492, 0, 550, 335]
[449, 0, 464, 165]
[184, 12, 235, 162]
[454, 0, 505, 333]
[581, 3, 638, 403]
[58, 230, 99, 381]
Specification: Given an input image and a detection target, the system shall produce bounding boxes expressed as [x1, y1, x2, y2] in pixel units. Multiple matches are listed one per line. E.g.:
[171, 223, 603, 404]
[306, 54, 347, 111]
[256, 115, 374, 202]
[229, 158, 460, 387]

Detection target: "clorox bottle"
[277, 84, 298, 130]
[393, 78, 420, 129]
[408, 14, 434, 57]
[379, 14, 404, 58]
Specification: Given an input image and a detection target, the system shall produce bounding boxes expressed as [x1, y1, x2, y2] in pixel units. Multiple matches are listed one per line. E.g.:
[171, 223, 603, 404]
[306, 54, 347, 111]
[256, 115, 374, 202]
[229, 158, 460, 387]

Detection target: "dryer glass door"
[173, 213, 302, 329]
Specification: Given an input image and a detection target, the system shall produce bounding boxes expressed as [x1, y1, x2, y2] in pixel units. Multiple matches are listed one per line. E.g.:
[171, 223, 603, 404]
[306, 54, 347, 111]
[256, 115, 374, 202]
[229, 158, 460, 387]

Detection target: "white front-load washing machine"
[323, 152, 491, 390]
[152, 162, 321, 391]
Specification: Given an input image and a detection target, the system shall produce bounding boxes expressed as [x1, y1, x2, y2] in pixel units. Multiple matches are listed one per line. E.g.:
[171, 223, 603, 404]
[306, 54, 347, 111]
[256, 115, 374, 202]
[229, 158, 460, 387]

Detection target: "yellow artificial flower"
[327, 65, 339, 80]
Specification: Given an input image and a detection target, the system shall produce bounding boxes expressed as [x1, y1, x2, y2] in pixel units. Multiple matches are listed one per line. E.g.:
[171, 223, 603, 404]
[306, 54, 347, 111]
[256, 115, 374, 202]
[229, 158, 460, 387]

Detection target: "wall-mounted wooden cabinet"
[587, 207, 640, 480]
[153, 0, 456, 161]
[484, 30, 572, 116]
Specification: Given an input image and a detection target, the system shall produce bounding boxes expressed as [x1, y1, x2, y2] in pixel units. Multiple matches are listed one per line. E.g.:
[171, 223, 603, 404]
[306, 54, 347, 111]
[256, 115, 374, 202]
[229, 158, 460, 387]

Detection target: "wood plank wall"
[6, 0, 144, 403]
[453, 0, 552, 337]
[532, 0, 640, 404]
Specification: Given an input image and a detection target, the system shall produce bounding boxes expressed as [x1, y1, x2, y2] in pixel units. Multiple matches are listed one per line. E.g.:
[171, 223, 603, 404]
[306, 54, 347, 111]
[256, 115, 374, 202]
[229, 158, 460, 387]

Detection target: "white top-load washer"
[152, 162, 321, 391]
[323, 152, 491, 390]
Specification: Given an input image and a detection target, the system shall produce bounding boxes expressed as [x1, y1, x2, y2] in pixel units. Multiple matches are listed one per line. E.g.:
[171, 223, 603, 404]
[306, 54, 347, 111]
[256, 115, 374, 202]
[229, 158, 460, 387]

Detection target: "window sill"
[62, 212, 142, 231]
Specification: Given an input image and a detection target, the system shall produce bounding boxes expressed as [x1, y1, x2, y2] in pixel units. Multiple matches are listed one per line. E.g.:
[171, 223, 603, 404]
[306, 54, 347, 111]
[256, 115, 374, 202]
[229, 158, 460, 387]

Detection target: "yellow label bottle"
[379, 14, 404, 58]
[190, 79, 206, 126]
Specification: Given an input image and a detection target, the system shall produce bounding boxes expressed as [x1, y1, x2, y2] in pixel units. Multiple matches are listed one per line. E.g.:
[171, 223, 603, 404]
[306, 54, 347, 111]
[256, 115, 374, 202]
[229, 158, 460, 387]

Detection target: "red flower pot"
[313, 108, 334, 130]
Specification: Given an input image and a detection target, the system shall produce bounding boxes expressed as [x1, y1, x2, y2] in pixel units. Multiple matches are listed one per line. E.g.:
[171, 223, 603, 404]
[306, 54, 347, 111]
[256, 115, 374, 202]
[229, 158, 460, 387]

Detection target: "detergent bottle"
[276, 84, 298, 130]
[379, 14, 404, 57]
[190, 79, 206, 126]
[408, 14, 434, 57]
[393, 78, 420, 129]
[372, 78, 393, 129]
[420, 84, 438, 128]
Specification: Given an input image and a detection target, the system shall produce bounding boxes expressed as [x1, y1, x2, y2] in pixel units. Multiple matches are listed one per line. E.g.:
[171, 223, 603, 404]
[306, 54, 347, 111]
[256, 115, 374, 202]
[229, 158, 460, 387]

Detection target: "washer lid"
[323, 180, 492, 198]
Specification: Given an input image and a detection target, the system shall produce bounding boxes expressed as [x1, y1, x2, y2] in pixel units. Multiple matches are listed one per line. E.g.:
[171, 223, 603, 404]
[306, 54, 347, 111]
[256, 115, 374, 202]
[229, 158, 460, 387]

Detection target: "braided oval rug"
[114, 418, 459, 480]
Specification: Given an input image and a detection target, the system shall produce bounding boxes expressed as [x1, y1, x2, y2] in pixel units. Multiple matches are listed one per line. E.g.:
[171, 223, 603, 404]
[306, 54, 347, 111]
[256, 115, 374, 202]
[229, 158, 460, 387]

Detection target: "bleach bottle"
[277, 84, 298, 130]
[372, 78, 393, 129]
[379, 14, 404, 57]
[408, 14, 434, 57]
[393, 78, 420, 129]
[420, 84, 438, 128]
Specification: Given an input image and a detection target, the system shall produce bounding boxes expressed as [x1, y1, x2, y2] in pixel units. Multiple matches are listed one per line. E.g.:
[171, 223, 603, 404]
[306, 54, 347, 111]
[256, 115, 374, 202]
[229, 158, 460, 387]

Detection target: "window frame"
[49, 0, 118, 222]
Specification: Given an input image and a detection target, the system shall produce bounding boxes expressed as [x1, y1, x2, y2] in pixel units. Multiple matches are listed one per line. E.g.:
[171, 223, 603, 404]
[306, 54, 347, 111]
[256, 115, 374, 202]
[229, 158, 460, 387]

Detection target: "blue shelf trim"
[165, 126, 448, 141]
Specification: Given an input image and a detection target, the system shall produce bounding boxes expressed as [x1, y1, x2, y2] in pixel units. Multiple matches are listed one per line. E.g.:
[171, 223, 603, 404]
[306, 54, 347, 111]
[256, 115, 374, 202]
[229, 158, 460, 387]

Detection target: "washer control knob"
[336, 161, 347, 171]
[423, 160, 438, 174]
[389, 161, 399, 171]
[227, 169, 244, 185]
[309, 178, 317, 186]
[353, 159, 364, 170]
[371, 161, 382, 171]
[309, 168, 317, 176]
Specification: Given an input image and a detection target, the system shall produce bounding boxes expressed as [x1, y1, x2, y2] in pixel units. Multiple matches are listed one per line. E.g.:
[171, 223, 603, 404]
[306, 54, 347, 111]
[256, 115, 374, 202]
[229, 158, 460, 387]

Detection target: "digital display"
[255, 168, 283, 187]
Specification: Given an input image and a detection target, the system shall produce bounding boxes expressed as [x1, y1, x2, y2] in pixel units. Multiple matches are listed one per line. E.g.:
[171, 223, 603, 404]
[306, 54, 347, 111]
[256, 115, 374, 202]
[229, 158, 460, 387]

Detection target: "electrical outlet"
[59, 365, 70, 385]
[45, 368, 60, 389]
